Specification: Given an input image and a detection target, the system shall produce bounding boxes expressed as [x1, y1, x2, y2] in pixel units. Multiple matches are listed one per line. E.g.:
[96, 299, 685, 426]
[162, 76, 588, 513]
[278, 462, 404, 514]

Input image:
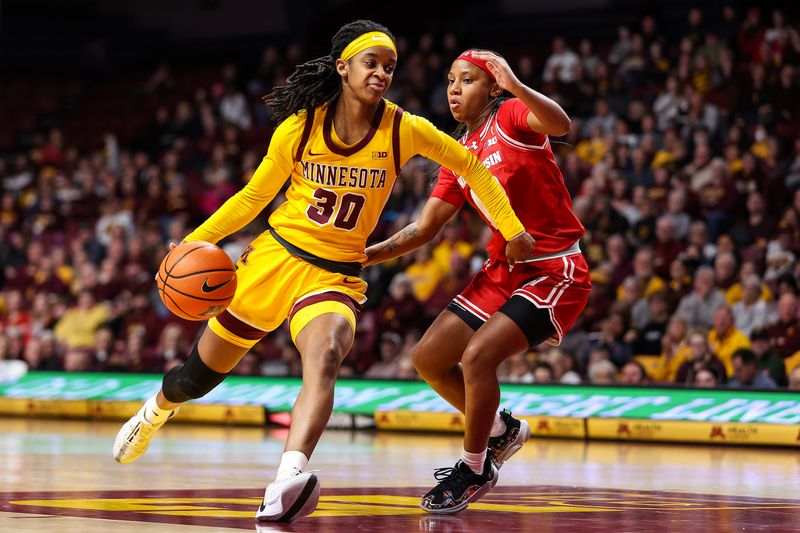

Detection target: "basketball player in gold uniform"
[113, 20, 534, 522]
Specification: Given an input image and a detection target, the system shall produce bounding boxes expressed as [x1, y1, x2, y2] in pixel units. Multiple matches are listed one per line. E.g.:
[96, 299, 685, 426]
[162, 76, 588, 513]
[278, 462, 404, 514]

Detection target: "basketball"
[156, 241, 237, 321]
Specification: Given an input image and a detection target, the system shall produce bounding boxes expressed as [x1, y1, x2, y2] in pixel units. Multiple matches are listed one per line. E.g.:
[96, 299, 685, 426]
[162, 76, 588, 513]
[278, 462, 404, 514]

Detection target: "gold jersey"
[185, 99, 524, 263]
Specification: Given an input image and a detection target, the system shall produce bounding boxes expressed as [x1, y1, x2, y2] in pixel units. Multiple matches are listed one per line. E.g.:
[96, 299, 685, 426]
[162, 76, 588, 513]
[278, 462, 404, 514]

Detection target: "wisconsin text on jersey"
[301, 161, 388, 189]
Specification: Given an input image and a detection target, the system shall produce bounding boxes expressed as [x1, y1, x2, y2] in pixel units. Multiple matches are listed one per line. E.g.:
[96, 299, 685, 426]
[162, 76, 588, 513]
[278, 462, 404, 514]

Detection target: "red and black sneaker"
[487, 409, 530, 467]
[419, 456, 498, 514]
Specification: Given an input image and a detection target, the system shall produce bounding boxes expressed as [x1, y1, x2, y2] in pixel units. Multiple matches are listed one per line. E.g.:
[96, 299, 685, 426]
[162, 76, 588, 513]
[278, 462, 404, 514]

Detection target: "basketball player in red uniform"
[366, 49, 590, 513]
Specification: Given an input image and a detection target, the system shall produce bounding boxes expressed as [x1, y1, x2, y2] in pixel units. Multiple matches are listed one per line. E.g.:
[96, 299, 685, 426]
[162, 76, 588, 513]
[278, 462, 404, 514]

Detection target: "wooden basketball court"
[1, 417, 799, 532]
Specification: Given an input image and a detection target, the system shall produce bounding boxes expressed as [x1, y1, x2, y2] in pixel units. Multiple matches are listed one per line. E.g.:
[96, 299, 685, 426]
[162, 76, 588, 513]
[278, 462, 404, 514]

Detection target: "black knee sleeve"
[162, 344, 229, 403]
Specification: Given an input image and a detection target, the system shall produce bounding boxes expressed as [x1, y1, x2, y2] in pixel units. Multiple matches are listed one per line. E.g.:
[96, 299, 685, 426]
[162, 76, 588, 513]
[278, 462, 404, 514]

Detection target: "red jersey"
[432, 98, 584, 261]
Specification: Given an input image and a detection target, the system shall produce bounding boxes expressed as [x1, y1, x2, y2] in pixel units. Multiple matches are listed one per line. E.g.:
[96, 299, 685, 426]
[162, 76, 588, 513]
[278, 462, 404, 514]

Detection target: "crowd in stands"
[2, 6, 800, 390]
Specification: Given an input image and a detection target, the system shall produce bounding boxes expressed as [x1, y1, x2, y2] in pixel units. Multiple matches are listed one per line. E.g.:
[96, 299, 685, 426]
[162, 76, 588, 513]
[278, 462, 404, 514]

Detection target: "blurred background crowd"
[2, 1, 800, 389]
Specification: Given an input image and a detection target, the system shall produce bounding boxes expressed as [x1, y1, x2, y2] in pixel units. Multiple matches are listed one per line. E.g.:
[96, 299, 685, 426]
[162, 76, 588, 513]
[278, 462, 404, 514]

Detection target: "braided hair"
[264, 20, 396, 124]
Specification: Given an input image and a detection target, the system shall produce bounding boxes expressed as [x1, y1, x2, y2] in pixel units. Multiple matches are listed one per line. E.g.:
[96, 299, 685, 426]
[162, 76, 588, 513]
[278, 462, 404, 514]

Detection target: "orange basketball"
[156, 241, 237, 321]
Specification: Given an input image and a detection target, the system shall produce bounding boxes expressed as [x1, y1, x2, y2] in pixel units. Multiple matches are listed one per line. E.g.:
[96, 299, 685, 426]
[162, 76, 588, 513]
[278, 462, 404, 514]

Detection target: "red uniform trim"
[391, 106, 404, 175]
[294, 109, 315, 161]
[323, 99, 386, 156]
[215, 310, 267, 340]
[289, 291, 362, 323]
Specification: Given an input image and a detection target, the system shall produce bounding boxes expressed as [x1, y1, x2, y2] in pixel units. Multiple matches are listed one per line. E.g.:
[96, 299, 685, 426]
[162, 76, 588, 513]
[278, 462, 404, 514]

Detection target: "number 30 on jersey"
[306, 188, 366, 231]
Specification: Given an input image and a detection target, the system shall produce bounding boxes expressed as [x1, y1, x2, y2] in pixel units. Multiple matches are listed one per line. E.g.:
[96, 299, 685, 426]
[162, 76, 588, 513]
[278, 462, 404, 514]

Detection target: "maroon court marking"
[2, 486, 800, 532]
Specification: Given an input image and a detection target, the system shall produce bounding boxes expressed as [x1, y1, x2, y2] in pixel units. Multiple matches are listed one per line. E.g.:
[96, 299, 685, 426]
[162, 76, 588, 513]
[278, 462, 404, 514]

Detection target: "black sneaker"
[487, 409, 530, 467]
[419, 456, 498, 514]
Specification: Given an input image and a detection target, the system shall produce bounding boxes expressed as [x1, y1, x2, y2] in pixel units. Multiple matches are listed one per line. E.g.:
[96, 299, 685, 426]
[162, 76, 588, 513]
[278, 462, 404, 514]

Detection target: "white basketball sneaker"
[255, 469, 320, 522]
[113, 403, 176, 463]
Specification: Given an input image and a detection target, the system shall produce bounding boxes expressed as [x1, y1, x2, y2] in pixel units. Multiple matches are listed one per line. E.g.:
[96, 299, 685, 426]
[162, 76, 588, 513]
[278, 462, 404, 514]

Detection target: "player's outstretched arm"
[471, 50, 571, 136]
[364, 198, 457, 267]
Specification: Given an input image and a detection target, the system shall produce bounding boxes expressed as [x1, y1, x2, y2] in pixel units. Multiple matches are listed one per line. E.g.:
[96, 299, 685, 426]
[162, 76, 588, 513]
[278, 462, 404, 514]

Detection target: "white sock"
[276, 451, 309, 481]
[461, 449, 486, 475]
[143, 395, 172, 425]
[490, 413, 506, 437]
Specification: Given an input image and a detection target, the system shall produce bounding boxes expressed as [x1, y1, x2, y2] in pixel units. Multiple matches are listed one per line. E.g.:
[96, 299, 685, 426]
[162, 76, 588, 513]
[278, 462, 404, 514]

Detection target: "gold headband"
[339, 31, 397, 61]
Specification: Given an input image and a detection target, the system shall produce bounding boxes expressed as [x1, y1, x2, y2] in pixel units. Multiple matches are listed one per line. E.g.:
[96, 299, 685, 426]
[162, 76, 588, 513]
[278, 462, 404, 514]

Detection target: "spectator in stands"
[675, 265, 727, 329]
[0, 289, 31, 342]
[732, 274, 776, 336]
[4, 329, 24, 361]
[664, 189, 691, 241]
[789, 366, 800, 390]
[22, 331, 61, 371]
[425, 251, 472, 315]
[500, 353, 534, 384]
[601, 234, 631, 290]
[373, 273, 424, 335]
[541, 348, 582, 385]
[616, 275, 649, 329]
[652, 315, 690, 382]
[707, 305, 751, 376]
[713, 252, 739, 295]
[365, 332, 404, 379]
[726, 261, 774, 304]
[608, 25, 632, 66]
[583, 311, 632, 369]
[532, 361, 555, 384]
[218, 82, 251, 130]
[404, 245, 443, 303]
[766, 292, 800, 358]
[0, 334, 10, 363]
[731, 191, 777, 254]
[543, 36, 580, 84]
[93, 326, 114, 370]
[63, 348, 91, 372]
[652, 216, 684, 278]
[585, 99, 617, 136]
[631, 292, 670, 356]
[764, 224, 797, 283]
[728, 348, 778, 389]
[676, 331, 727, 384]
[749, 328, 788, 387]
[587, 358, 617, 385]
[624, 247, 666, 300]
[152, 323, 190, 372]
[53, 290, 111, 349]
[693, 365, 723, 388]
[29, 293, 58, 337]
[685, 220, 717, 265]
[620, 360, 649, 385]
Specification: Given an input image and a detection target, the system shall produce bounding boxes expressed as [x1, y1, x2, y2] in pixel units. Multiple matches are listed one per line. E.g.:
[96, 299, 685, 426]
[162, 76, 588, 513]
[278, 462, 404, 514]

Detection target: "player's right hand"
[505, 232, 535, 270]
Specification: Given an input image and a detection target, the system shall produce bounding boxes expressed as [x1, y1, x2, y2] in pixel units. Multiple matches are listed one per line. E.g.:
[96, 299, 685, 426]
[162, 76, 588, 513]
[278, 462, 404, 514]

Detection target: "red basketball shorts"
[447, 252, 591, 346]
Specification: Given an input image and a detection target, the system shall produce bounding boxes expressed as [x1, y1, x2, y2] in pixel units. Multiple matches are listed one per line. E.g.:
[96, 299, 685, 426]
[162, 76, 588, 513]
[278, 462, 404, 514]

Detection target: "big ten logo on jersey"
[485, 136, 498, 149]
[371, 151, 388, 159]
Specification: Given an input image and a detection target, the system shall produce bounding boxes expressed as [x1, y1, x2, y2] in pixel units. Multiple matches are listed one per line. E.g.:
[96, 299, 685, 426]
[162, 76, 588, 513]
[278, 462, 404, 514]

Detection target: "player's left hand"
[471, 51, 521, 93]
[154, 241, 180, 281]
[505, 232, 535, 271]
